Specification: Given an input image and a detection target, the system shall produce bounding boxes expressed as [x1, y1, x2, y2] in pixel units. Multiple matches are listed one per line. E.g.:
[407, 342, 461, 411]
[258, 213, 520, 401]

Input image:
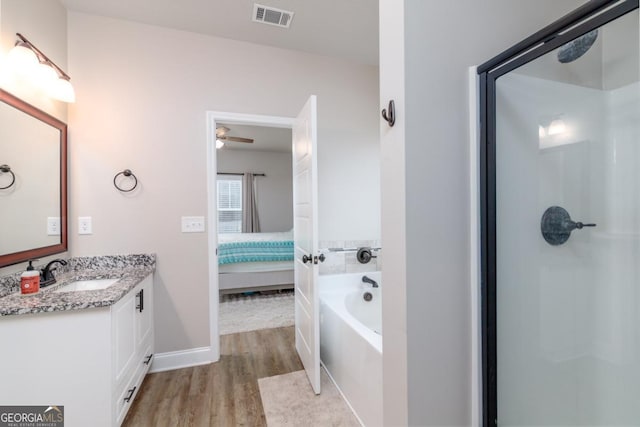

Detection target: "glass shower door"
[494, 7, 640, 426]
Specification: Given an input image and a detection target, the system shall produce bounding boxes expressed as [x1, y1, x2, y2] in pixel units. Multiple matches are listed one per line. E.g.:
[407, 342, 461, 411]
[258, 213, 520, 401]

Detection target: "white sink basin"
[53, 278, 119, 292]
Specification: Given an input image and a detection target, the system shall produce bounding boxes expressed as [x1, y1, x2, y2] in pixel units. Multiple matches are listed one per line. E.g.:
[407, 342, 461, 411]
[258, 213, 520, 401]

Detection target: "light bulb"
[216, 139, 225, 149]
[50, 77, 76, 103]
[33, 62, 58, 90]
[6, 42, 38, 71]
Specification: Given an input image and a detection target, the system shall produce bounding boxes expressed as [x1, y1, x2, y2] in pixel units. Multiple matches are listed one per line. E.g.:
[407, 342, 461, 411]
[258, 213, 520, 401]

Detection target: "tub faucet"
[40, 259, 68, 287]
[362, 275, 378, 288]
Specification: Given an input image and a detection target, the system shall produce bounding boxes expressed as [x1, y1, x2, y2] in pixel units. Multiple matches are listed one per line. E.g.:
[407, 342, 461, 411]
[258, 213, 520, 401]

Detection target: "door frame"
[477, 1, 638, 425]
[206, 111, 295, 361]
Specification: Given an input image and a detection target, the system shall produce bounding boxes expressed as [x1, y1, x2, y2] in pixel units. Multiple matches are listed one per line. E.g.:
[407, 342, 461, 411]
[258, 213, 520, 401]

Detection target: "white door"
[292, 95, 321, 394]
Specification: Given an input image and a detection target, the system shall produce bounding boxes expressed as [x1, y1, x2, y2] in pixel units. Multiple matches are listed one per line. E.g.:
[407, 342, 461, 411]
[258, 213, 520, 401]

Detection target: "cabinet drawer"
[139, 341, 154, 375]
[116, 372, 140, 426]
[114, 341, 154, 425]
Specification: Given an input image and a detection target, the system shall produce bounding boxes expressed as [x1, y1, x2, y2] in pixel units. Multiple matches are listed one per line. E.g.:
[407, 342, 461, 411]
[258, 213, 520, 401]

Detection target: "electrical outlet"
[47, 217, 61, 236]
[181, 216, 205, 233]
[78, 216, 93, 235]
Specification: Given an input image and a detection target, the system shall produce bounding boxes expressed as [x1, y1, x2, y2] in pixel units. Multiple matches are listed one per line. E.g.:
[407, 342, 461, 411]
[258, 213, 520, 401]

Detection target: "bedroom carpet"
[219, 291, 295, 335]
[258, 369, 361, 427]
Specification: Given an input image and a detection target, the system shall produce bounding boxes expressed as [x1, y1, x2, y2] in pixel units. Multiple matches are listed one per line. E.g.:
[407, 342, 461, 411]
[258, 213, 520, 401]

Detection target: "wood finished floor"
[123, 326, 303, 427]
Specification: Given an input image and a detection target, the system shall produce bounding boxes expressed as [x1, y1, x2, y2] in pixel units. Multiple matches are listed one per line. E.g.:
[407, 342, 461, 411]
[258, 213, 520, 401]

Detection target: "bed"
[218, 230, 294, 294]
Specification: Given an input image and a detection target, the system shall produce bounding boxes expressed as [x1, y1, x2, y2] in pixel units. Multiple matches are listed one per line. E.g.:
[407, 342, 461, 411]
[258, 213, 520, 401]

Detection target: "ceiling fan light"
[216, 126, 230, 137]
[216, 139, 225, 149]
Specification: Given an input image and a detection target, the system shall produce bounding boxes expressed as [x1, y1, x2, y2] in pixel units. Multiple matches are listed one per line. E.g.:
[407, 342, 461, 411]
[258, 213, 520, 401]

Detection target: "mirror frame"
[0, 88, 68, 268]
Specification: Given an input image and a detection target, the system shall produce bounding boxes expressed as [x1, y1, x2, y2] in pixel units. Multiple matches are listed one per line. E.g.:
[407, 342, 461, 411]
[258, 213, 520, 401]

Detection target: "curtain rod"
[217, 172, 266, 177]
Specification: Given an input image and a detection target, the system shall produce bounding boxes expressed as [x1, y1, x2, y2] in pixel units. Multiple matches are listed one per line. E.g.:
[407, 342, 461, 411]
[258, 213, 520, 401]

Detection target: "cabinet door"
[136, 276, 153, 348]
[113, 291, 137, 384]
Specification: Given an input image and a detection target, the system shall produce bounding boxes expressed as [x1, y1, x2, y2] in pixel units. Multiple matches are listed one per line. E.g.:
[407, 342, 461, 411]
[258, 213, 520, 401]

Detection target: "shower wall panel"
[496, 72, 604, 424]
[496, 71, 640, 424]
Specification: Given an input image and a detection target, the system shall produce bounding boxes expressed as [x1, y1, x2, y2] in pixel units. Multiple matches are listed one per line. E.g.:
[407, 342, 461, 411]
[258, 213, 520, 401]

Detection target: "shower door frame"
[477, 0, 639, 425]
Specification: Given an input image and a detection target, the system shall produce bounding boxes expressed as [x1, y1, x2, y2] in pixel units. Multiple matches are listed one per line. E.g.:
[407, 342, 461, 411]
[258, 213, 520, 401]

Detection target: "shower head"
[557, 29, 598, 63]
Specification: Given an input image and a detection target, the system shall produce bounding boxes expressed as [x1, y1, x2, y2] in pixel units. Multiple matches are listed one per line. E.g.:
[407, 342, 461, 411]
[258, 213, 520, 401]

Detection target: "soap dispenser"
[20, 260, 40, 295]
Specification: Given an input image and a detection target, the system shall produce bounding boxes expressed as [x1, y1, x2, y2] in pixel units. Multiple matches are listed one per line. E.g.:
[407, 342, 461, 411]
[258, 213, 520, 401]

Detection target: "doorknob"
[302, 254, 313, 264]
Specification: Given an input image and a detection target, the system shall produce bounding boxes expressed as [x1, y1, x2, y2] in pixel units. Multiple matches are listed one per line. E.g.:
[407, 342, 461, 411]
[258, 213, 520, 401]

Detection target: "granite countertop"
[0, 254, 155, 317]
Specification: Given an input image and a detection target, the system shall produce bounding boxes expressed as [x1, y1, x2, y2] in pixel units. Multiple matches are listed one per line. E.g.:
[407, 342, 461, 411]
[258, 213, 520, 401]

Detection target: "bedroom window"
[217, 176, 242, 233]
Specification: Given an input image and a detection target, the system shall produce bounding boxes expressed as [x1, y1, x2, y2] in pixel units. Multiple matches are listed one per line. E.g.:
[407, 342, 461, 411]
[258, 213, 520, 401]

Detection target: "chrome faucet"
[362, 275, 378, 288]
[40, 259, 68, 287]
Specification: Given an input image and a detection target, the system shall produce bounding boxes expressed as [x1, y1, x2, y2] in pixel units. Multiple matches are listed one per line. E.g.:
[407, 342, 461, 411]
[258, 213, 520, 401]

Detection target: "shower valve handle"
[573, 221, 596, 230]
[541, 206, 597, 245]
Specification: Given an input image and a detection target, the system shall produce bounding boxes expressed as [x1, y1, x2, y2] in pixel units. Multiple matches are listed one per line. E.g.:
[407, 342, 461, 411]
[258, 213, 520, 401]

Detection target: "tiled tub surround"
[0, 254, 155, 316]
[318, 240, 381, 275]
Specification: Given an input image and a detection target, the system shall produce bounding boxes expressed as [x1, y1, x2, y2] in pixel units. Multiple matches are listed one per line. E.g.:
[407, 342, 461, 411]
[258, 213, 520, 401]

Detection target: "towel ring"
[113, 169, 138, 192]
[0, 164, 16, 190]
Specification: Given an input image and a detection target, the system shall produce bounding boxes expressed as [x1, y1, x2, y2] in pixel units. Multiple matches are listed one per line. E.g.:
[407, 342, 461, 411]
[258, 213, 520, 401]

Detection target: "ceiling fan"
[215, 126, 254, 149]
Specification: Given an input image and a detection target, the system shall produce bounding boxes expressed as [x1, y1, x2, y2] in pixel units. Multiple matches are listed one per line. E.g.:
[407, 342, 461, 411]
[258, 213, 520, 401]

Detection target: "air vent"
[252, 3, 294, 28]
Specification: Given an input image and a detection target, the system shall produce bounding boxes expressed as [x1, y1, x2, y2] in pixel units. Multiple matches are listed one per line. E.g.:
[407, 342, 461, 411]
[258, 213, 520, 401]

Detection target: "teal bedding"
[218, 240, 294, 265]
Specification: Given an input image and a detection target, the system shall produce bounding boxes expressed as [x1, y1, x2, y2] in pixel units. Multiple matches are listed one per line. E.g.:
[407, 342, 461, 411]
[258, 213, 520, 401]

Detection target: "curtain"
[242, 173, 261, 233]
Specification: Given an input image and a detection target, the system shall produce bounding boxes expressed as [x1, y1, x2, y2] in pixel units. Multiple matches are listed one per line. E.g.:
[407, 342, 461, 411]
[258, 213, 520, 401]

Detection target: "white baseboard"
[149, 346, 215, 373]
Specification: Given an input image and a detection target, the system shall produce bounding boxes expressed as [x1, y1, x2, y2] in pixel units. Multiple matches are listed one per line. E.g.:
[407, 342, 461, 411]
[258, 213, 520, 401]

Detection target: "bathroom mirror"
[0, 88, 67, 267]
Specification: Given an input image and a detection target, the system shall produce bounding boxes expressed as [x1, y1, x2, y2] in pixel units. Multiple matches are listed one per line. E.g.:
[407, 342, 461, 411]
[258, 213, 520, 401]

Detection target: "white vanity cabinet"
[112, 275, 155, 425]
[0, 274, 154, 427]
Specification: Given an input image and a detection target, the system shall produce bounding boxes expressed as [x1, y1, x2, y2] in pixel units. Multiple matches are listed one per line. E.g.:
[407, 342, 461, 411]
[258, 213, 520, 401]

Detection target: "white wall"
[380, 0, 587, 425]
[67, 12, 379, 353]
[378, 0, 408, 425]
[602, 10, 639, 90]
[217, 148, 293, 232]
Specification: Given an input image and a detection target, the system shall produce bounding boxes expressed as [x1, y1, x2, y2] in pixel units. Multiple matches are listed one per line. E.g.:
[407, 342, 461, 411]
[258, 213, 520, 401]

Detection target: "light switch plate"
[78, 216, 92, 235]
[181, 216, 205, 233]
[47, 217, 61, 236]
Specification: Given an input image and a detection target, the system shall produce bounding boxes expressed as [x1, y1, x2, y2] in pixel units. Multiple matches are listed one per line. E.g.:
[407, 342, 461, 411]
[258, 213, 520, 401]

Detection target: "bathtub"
[319, 272, 382, 427]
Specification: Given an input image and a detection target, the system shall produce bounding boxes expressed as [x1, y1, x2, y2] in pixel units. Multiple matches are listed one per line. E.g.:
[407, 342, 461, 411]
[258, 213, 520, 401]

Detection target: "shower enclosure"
[479, 1, 640, 425]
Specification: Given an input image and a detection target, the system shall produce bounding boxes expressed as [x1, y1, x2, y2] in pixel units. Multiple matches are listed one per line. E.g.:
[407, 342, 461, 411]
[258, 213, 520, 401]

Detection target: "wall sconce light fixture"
[6, 33, 75, 103]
